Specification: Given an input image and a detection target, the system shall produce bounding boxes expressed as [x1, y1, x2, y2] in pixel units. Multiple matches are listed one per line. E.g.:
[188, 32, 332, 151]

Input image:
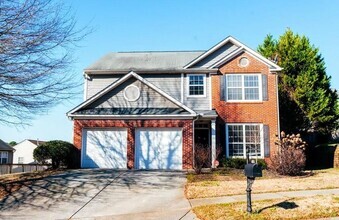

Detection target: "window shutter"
[263, 125, 270, 157]
[220, 75, 226, 101]
[262, 74, 268, 101]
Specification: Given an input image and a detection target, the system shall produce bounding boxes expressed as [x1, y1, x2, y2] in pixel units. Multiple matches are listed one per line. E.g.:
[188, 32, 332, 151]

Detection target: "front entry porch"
[194, 111, 217, 168]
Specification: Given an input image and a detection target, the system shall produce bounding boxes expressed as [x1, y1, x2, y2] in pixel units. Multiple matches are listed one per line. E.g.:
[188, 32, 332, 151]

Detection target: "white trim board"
[225, 123, 264, 159]
[184, 36, 282, 71]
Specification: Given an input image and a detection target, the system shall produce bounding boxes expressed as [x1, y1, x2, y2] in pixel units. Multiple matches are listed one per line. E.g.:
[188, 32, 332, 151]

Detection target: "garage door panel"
[136, 129, 182, 169]
[82, 129, 127, 168]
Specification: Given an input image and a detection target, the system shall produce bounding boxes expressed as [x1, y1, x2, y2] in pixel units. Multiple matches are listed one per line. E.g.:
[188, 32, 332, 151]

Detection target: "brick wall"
[212, 51, 279, 159]
[73, 119, 193, 169]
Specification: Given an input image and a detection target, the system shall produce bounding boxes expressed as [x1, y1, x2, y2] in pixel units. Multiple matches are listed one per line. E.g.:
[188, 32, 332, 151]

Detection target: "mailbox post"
[244, 148, 262, 213]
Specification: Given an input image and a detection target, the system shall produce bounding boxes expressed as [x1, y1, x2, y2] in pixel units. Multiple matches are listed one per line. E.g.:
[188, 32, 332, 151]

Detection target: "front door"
[194, 128, 210, 168]
[194, 129, 210, 146]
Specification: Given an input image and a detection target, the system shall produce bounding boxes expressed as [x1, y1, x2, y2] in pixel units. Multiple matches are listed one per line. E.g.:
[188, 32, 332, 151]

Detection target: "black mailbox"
[244, 163, 262, 178]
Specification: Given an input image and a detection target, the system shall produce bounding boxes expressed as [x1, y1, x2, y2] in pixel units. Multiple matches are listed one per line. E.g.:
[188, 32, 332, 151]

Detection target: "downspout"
[275, 74, 281, 138]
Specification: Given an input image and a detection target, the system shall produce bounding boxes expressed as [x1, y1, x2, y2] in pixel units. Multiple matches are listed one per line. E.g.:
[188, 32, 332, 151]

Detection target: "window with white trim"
[226, 124, 263, 158]
[187, 74, 206, 96]
[227, 74, 261, 101]
[0, 152, 8, 164]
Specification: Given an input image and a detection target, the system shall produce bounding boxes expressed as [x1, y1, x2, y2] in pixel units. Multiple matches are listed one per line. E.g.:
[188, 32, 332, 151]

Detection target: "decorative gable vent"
[239, 57, 249, 67]
[123, 85, 140, 102]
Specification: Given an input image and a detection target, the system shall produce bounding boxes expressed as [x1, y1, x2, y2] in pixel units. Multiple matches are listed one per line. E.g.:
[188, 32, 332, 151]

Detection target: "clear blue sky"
[1, 0, 338, 143]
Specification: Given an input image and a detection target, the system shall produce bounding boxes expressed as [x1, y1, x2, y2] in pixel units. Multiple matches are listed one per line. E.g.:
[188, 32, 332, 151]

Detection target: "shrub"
[221, 157, 267, 169]
[194, 144, 222, 174]
[271, 132, 307, 176]
[34, 140, 80, 169]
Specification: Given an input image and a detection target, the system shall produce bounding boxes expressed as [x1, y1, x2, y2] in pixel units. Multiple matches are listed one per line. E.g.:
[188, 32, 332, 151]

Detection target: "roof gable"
[67, 71, 196, 118]
[184, 36, 282, 71]
[0, 139, 14, 151]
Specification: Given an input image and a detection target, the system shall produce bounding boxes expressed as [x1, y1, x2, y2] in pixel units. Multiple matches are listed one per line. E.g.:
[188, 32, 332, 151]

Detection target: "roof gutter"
[84, 68, 219, 75]
[67, 114, 197, 120]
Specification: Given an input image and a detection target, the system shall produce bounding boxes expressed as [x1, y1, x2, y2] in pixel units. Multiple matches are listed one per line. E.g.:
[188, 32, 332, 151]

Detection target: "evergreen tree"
[258, 29, 339, 134]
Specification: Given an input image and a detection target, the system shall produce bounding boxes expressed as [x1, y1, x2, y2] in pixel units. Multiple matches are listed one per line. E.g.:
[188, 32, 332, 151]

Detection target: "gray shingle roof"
[0, 139, 14, 151]
[85, 51, 204, 71]
[27, 139, 46, 146]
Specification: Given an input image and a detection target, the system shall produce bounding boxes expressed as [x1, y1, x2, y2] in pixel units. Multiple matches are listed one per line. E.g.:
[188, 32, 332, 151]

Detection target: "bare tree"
[0, 0, 86, 125]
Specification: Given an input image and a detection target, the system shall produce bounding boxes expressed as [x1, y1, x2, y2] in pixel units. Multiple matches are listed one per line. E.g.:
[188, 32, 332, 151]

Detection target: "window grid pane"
[245, 125, 261, 156]
[226, 74, 260, 101]
[228, 124, 261, 158]
[244, 75, 259, 100]
[228, 125, 244, 157]
[227, 75, 242, 100]
[245, 88, 259, 100]
[189, 75, 204, 96]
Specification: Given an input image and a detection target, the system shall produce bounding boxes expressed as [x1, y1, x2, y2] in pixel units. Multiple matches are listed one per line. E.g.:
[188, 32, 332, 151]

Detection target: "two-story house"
[67, 36, 282, 170]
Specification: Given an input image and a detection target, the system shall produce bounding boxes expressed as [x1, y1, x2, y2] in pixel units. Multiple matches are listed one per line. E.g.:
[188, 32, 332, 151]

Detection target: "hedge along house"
[67, 36, 282, 170]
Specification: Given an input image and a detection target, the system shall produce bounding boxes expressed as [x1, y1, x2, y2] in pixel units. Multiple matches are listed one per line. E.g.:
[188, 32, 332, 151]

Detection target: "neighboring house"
[0, 139, 14, 164]
[13, 139, 45, 164]
[67, 36, 282, 170]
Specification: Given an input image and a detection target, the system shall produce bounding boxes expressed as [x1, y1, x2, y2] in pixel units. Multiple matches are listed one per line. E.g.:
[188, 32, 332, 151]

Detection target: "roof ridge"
[115, 50, 205, 53]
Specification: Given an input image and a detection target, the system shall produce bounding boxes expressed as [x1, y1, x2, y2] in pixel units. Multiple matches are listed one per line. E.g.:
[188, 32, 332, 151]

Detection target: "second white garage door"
[135, 128, 183, 170]
[82, 129, 127, 169]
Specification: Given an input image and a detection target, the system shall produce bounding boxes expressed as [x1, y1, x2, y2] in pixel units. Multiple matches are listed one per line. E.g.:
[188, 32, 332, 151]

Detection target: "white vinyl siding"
[187, 74, 206, 97]
[226, 124, 264, 158]
[226, 74, 262, 101]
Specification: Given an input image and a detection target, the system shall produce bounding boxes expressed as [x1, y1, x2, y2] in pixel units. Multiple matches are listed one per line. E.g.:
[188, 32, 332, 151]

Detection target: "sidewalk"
[189, 188, 339, 207]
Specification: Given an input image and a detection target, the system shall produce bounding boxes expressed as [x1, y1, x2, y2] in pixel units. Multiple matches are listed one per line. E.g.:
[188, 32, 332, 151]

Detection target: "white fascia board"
[184, 36, 234, 69]
[84, 68, 219, 74]
[227, 37, 282, 71]
[68, 114, 196, 120]
[67, 71, 136, 115]
[131, 72, 196, 115]
[184, 36, 282, 71]
[209, 47, 245, 68]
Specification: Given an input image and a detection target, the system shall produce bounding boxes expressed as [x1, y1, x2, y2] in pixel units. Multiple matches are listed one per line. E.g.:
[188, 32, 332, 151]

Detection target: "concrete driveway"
[0, 170, 195, 220]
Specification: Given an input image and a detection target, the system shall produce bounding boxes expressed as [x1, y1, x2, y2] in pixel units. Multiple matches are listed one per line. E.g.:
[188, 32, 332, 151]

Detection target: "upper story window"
[187, 74, 206, 97]
[226, 74, 261, 101]
[0, 152, 8, 164]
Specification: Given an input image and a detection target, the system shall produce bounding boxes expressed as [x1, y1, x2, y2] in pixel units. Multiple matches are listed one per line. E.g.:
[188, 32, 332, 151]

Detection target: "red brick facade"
[212, 52, 279, 159]
[73, 119, 193, 169]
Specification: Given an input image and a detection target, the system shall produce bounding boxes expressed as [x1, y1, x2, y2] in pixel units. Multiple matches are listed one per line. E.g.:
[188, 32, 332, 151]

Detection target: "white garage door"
[135, 128, 182, 170]
[82, 129, 127, 168]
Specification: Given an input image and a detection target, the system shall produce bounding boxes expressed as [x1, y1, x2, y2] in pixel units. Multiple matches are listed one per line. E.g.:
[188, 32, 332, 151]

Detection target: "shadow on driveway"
[0, 170, 190, 220]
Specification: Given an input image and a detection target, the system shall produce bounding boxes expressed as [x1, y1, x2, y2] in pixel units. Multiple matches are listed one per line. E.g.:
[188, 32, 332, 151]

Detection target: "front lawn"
[186, 168, 339, 199]
[0, 170, 63, 200]
[194, 195, 339, 220]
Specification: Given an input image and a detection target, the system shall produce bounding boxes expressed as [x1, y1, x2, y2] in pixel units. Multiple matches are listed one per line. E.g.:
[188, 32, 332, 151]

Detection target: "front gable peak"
[67, 71, 196, 118]
[184, 36, 282, 71]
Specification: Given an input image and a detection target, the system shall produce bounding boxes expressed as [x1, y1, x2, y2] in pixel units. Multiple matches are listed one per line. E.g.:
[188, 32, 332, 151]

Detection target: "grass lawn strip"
[186, 168, 339, 199]
[193, 195, 339, 220]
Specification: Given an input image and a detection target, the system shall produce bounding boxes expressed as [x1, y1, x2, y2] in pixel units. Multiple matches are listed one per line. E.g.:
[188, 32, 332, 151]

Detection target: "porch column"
[211, 120, 216, 168]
